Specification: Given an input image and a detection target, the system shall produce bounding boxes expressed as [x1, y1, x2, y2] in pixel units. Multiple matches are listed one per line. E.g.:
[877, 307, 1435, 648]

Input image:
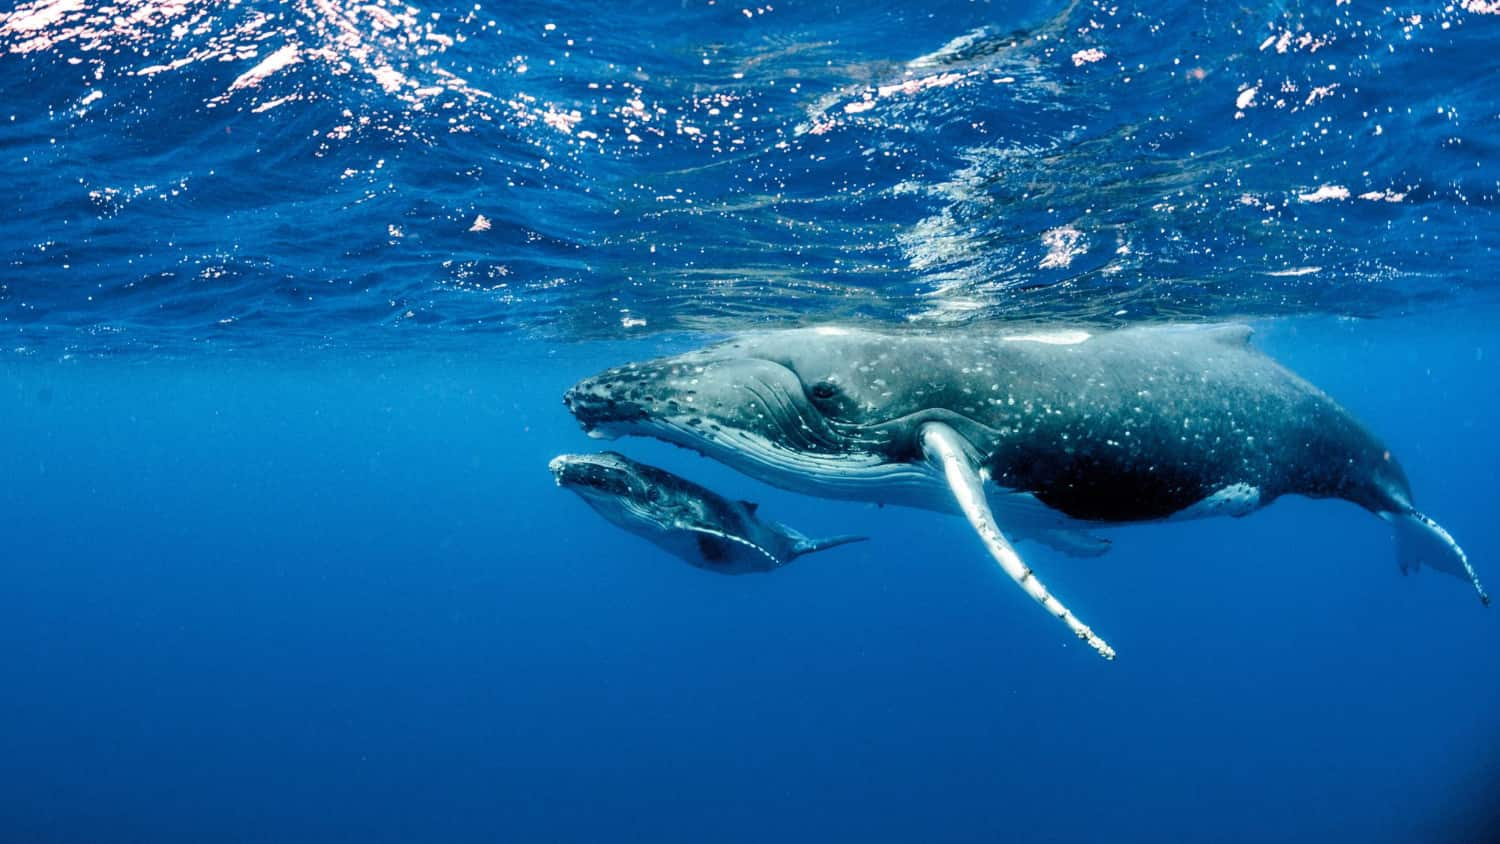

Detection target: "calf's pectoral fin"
[1383, 510, 1489, 607]
[693, 532, 730, 563]
[689, 527, 781, 567]
[919, 421, 1117, 660]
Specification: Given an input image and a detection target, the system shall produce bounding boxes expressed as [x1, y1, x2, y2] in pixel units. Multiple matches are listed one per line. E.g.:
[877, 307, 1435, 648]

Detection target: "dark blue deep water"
[3, 1, 1499, 842]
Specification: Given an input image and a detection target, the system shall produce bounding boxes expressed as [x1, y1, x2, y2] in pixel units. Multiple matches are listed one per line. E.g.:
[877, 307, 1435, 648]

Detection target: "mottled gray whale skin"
[549, 451, 864, 575]
[563, 324, 1485, 656]
[566, 326, 1393, 517]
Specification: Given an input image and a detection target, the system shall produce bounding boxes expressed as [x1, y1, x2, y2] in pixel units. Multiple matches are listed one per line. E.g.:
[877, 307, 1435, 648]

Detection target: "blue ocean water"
[2, 1, 1499, 842]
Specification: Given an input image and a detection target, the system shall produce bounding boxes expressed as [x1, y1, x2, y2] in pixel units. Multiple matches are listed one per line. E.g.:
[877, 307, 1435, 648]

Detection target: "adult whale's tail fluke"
[1385, 511, 1489, 606]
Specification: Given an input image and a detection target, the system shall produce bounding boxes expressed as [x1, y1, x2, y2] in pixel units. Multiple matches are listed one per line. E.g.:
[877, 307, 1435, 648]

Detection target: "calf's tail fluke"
[1385, 510, 1488, 606]
[786, 530, 868, 558]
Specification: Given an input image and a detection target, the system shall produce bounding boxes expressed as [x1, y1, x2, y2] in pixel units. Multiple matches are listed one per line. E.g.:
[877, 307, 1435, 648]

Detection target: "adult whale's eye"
[810, 381, 840, 400]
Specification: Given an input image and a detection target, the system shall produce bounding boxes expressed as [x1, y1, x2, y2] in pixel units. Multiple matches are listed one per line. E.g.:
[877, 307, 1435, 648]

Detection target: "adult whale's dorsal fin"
[1199, 324, 1253, 346]
[1152, 323, 1253, 347]
[920, 421, 1117, 660]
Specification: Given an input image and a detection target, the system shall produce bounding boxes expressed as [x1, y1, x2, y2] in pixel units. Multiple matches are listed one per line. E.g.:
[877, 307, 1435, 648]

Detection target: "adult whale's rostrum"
[563, 324, 1487, 659]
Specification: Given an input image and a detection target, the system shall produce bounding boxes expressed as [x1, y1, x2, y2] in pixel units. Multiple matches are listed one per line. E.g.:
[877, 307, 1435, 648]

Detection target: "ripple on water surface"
[1, 0, 1498, 353]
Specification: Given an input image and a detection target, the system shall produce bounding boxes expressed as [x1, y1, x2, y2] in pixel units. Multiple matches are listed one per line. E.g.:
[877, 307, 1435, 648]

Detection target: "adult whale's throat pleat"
[921, 420, 1117, 660]
[742, 378, 828, 452]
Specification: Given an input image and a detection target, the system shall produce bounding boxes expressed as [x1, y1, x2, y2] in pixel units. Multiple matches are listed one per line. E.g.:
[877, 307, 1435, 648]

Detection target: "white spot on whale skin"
[1003, 330, 1092, 345]
[812, 325, 852, 336]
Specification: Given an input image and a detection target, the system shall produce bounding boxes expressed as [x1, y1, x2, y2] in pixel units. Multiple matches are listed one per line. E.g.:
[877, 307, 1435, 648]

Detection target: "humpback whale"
[563, 324, 1486, 659]
[549, 451, 865, 574]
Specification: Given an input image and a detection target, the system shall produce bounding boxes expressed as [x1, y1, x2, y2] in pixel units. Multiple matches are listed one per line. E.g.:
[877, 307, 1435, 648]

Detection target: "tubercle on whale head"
[562, 374, 648, 439]
[548, 451, 657, 503]
[549, 451, 624, 487]
[566, 351, 808, 442]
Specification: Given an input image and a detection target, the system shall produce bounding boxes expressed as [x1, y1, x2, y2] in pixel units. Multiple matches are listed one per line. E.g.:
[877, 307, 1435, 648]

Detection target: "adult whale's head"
[563, 327, 971, 500]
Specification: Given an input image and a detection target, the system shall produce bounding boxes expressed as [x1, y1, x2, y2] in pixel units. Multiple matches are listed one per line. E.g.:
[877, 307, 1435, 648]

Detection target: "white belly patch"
[1171, 483, 1262, 520]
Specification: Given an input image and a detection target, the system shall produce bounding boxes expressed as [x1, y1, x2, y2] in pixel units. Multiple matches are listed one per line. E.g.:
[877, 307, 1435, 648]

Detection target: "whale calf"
[549, 451, 865, 574]
[564, 324, 1486, 659]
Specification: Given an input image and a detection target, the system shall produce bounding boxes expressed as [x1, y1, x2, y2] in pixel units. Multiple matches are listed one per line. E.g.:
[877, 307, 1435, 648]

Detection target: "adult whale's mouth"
[561, 387, 648, 439]
[564, 355, 840, 448]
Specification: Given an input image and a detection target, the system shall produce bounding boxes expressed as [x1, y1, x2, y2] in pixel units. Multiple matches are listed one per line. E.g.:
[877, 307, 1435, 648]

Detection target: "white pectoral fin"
[919, 422, 1117, 660]
[1385, 510, 1489, 607]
